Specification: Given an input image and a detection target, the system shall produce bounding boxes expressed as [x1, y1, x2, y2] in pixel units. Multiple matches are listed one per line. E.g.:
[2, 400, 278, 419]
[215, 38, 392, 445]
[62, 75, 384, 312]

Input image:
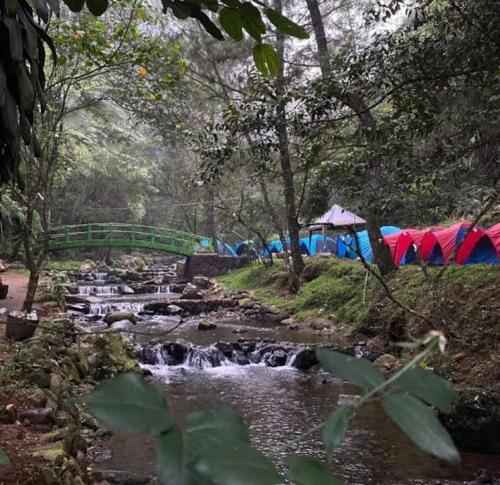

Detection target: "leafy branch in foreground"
[83, 332, 459, 484]
[0, 448, 10, 465]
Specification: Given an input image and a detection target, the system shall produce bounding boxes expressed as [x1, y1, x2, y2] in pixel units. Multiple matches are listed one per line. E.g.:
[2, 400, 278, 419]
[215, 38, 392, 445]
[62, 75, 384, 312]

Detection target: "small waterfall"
[155, 285, 170, 294]
[78, 285, 120, 296]
[138, 341, 317, 371]
[89, 302, 145, 316]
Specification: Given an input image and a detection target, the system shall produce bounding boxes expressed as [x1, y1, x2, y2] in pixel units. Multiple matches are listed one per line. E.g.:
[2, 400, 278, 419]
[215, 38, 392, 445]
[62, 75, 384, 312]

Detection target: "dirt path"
[0, 269, 28, 313]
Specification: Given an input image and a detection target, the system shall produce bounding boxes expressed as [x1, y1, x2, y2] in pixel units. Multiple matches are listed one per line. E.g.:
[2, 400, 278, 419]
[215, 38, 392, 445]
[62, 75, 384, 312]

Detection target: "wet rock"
[293, 348, 318, 371]
[107, 275, 123, 284]
[198, 320, 216, 331]
[110, 320, 135, 332]
[193, 276, 211, 289]
[373, 354, 397, 372]
[215, 341, 233, 357]
[140, 346, 160, 365]
[27, 388, 48, 407]
[309, 319, 331, 330]
[20, 407, 54, 425]
[120, 285, 135, 295]
[441, 389, 500, 454]
[166, 304, 183, 315]
[182, 283, 203, 300]
[104, 311, 137, 326]
[163, 343, 188, 365]
[234, 352, 250, 365]
[266, 348, 288, 367]
[95, 448, 113, 464]
[98, 470, 155, 485]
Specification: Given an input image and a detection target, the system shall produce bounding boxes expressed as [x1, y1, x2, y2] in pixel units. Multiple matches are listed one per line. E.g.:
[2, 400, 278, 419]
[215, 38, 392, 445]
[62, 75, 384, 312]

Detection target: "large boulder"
[104, 311, 137, 326]
[163, 343, 188, 365]
[193, 276, 211, 289]
[293, 348, 318, 371]
[182, 283, 203, 300]
[198, 320, 217, 331]
[19, 407, 54, 425]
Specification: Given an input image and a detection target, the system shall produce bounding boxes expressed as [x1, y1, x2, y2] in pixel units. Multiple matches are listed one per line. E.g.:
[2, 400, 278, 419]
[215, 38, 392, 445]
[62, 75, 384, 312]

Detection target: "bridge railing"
[41, 223, 212, 255]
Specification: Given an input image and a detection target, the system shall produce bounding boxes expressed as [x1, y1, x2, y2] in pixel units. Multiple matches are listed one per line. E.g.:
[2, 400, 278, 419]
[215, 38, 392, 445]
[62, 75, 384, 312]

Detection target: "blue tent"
[336, 226, 401, 262]
[199, 238, 237, 256]
[302, 235, 336, 255]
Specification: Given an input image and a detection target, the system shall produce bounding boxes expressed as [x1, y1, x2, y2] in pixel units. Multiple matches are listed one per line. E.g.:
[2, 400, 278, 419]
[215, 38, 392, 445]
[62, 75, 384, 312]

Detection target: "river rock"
[294, 348, 318, 371]
[182, 283, 203, 300]
[193, 276, 211, 289]
[166, 304, 183, 315]
[234, 352, 250, 365]
[266, 348, 288, 367]
[104, 311, 137, 326]
[441, 388, 500, 453]
[120, 285, 135, 295]
[28, 388, 48, 407]
[20, 407, 54, 425]
[373, 354, 397, 372]
[215, 341, 233, 357]
[163, 343, 187, 365]
[98, 470, 155, 485]
[198, 320, 216, 331]
[110, 320, 135, 332]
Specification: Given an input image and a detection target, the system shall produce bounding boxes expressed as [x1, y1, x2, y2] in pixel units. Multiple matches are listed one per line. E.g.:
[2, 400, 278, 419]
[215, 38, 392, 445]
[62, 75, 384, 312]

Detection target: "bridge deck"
[38, 223, 211, 256]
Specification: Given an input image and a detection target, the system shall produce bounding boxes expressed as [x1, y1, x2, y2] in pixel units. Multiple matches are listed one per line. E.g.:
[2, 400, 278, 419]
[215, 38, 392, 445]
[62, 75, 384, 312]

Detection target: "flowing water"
[71, 270, 500, 485]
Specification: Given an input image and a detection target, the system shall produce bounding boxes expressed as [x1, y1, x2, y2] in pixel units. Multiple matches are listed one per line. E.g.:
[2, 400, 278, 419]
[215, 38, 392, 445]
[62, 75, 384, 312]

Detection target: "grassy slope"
[220, 258, 500, 388]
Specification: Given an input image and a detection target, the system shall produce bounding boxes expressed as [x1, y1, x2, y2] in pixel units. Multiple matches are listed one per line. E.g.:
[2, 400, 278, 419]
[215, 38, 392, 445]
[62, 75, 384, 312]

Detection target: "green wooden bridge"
[38, 223, 211, 256]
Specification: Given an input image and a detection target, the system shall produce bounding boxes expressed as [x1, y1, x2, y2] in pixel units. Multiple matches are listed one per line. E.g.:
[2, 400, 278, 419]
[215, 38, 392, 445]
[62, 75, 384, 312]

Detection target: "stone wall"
[183, 254, 251, 280]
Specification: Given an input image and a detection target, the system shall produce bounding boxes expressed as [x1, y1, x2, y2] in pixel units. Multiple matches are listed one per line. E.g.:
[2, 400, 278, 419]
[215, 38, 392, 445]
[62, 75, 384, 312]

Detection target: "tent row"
[223, 222, 500, 266]
[383, 222, 500, 265]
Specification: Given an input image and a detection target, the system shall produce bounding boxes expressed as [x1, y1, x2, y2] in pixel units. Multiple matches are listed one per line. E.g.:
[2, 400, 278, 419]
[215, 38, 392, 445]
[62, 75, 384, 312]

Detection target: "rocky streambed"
[41, 264, 497, 485]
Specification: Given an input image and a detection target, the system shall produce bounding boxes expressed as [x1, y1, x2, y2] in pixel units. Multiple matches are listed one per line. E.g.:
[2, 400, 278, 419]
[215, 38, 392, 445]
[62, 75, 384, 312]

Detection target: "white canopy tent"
[308, 204, 366, 254]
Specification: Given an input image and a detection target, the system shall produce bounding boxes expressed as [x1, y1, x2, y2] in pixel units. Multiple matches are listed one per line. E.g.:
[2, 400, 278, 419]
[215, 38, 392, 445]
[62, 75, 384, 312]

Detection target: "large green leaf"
[63, 0, 85, 12]
[84, 373, 172, 435]
[395, 366, 456, 413]
[253, 43, 279, 77]
[219, 7, 243, 41]
[316, 348, 385, 392]
[383, 393, 460, 465]
[265, 8, 308, 39]
[195, 444, 280, 485]
[157, 428, 185, 485]
[285, 455, 341, 485]
[240, 2, 265, 41]
[323, 405, 352, 461]
[86, 0, 109, 16]
[0, 448, 10, 465]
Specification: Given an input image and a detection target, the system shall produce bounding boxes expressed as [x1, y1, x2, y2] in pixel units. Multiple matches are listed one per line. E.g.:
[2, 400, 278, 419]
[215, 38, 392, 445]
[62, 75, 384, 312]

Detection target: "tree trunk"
[274, 0, 304, 275]
[306, 0, 395, 274]
[22, 269, 39, 313]
[204, 184, 218, 253]
[259, 180, 287, 259]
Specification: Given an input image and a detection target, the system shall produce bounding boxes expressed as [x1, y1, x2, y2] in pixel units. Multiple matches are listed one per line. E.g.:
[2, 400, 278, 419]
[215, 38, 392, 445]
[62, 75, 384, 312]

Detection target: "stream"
[68, 268, 499, 485]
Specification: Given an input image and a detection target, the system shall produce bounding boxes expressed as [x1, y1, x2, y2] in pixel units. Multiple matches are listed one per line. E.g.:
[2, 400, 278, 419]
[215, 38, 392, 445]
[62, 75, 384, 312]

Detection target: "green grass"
[220, 258, 500, 327]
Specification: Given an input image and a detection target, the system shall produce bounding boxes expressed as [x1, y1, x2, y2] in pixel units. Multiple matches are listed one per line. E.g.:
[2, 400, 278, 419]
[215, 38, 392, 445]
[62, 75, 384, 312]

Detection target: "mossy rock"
[91, 334, 139, 379]
[31, 441, 65, 462]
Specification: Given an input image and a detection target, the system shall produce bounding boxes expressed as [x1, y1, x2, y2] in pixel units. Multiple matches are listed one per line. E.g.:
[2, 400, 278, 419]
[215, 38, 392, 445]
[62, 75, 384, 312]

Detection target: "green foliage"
[396, 366, 456, 413]
[0, 448, 9, 465]
[83, 373, 172, 435]
[285, 455, 341, 485]
[253, 43, 280, 77]
[322, 405, 352, 460]
[383, 393, 460, 465]
[316, 348, 385, 392]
